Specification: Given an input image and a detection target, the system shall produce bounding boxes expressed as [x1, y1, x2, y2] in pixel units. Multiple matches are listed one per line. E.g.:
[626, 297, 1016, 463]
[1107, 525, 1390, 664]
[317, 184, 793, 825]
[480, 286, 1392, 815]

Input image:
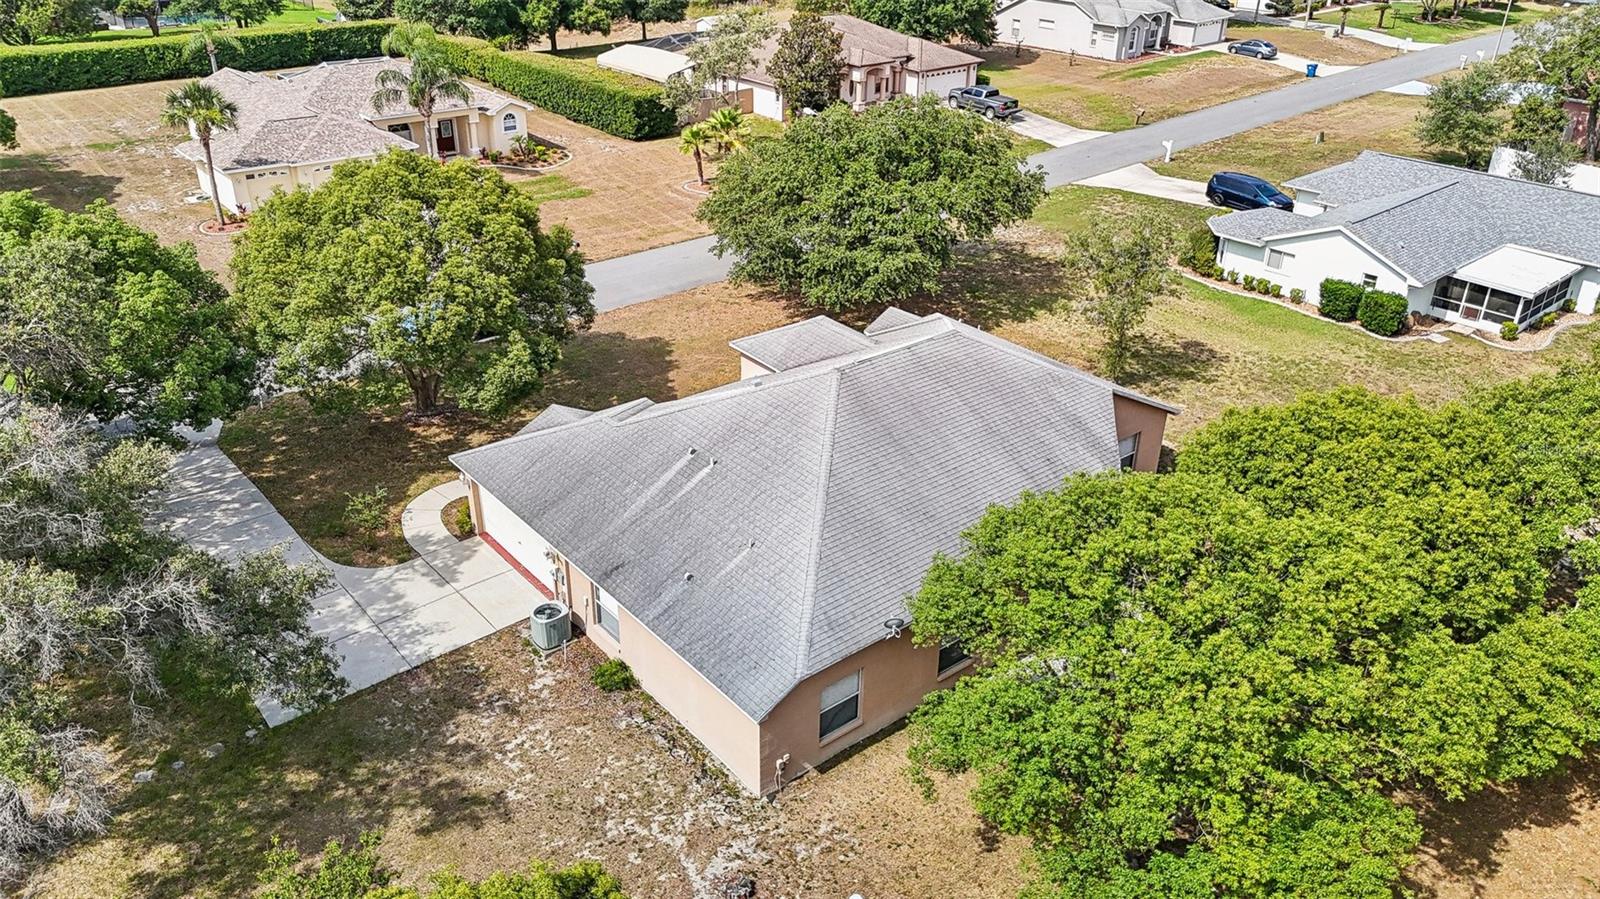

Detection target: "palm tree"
[184, 21, 242, 74]
[679, 123, 714, 185]
[372, 25, 471, 160]
[160, 81, 238, 227]
[704, 106, 750, 156]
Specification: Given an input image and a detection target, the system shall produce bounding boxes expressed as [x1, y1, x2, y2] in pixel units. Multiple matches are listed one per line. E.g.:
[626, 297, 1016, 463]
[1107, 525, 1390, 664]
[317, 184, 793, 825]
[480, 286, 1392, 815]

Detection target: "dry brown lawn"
[1227, 21, 1400, 66]
[971, 45, 1298, 131]
[0, 79, 232, 273]
[0, 76, 704, 279]
[1151, 91, 1440, 185]
[25, 634, 1031, 899]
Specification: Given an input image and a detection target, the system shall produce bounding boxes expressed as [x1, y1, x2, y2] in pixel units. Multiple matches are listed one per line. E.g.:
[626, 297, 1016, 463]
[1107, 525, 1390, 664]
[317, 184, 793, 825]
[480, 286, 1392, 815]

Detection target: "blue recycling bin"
[1306, 63, 1319, 78]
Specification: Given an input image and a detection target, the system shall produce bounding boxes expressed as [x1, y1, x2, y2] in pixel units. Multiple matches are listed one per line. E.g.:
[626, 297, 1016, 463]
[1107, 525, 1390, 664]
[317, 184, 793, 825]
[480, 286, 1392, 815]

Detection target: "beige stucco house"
[450, 310, 1176, 796]
[600, 14, 981, 121]
[176, 58, 536, 214]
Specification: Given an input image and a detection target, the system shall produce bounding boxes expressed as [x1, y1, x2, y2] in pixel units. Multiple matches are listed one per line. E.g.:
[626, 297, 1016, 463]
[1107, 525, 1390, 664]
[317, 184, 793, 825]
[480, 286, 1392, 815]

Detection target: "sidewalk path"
[159, 430, 543, 726]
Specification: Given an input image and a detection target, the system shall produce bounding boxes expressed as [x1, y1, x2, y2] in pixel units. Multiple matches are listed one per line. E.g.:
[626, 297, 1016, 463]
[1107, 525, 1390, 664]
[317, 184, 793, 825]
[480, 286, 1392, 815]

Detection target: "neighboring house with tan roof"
[599, 14, 981, 120]
[997, 0, 1232, 60]
[177, 58, 535, 214]
[1211, 152, 1600, 334]
[449, 309, 1176, 795]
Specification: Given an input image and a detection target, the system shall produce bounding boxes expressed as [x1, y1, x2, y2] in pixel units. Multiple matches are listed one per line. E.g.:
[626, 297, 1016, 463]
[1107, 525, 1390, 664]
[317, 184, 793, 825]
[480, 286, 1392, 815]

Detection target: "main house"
[177, 58, 536, 214]
[1211, 152, 1600, 333]
[598, 14, 981, 121]
[997, 0, 1232, 61]
[450, 310, 1175, 795]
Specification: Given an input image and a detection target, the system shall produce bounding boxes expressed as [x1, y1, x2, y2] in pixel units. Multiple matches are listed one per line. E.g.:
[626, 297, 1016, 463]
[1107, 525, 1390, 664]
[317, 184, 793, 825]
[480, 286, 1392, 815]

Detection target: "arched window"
[502, 112, 518, 133]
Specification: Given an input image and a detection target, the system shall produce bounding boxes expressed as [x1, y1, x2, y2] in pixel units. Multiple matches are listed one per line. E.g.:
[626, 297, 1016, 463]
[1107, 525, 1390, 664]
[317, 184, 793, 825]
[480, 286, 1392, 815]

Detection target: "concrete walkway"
[159, 431, 543, 726]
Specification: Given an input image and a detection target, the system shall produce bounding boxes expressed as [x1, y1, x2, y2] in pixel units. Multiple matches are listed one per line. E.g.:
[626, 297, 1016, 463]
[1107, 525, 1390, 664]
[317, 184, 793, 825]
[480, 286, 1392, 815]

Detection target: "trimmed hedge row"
[0, 21, 394, 96]
[1357, 290, 1408, 337]
[1318, 278, 1364, 322]
[440, 38, 674, 141]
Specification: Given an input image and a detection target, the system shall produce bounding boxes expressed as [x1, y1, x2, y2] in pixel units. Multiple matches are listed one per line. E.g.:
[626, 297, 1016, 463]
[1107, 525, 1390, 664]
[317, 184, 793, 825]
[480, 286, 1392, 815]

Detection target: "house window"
[1362, 273, 1379, 289]
[819, 671, 860, 740]
[592, 583, 619, 640]
[502, 112, 518, 133]
[386, 123, 412, 138]
[1090, 29, 1098, 45]
[1038, 17, 1055, 28]
[1118, 432, 1141, 470]
[937, 639, 970, 677]
[1267, 248, 1293, 271]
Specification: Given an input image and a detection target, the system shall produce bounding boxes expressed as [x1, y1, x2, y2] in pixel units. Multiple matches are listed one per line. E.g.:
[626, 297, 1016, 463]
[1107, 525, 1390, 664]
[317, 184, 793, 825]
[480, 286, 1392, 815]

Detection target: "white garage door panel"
[478, 487, 555, 583]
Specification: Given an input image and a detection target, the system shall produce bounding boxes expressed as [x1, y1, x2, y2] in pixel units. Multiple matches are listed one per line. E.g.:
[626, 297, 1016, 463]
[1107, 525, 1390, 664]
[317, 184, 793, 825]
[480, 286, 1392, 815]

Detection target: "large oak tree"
[908, 376, 1600, 897]
[231, 151, 593, 416]
[698, 96, 1044, 309]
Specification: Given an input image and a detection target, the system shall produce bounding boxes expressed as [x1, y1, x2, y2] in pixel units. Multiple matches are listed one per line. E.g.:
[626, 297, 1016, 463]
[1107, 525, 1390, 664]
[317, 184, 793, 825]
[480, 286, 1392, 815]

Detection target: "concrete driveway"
[1007, 110, 1108, 148]
[1078, 163, 1212, 206]
[159, 432, 544, 725]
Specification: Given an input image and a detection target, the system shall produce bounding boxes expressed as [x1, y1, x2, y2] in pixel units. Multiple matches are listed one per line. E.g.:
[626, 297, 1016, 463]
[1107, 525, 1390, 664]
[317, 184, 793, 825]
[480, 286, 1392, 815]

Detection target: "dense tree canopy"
[394, 0, 523, 39]
[0, 192, 254, 434]
[0, 401, 343, 883]
[520, 0, 618, 50]
[767, 11, 843, 116]
[849, 0, 995, 44]
[1503, 5, 1600, 160]
[232, 151, 593, 416]
[698, 96, 1044, 309]
[0, 0, 95, 44]
[1415, 64, 1506, 168]
[618, 0, 686, 39]
[908, 374, 1600, 897]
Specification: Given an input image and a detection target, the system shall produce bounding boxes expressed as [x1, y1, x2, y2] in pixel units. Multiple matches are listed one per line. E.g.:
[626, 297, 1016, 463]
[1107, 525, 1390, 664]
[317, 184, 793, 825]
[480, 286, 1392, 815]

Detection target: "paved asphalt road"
[1032, 30, 1508, 187]
[587, 31, 1508, 308]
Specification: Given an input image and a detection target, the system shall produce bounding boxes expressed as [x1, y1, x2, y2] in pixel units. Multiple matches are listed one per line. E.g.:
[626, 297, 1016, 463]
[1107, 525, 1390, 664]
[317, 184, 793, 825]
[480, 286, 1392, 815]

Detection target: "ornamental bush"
[1319, 277, 1364, 322]
[1357, 289, 1408, 336]
[591, 658, 638, 692]
[0, 21, 393, 95]
[439, 38, 674, 140]
[1501, 320, 1520, 340]
[1178, 226, 1217, 273]
[1290, 287, 1306, 303]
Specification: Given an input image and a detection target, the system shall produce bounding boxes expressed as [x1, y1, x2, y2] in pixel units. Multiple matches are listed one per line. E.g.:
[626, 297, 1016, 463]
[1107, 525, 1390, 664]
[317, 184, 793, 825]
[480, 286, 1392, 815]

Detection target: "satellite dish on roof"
[883, 617, 906, 639]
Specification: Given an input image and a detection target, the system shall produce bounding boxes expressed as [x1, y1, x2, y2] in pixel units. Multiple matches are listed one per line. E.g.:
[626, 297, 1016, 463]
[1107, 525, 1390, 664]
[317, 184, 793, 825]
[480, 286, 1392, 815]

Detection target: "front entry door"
[436, 120, 457, 155]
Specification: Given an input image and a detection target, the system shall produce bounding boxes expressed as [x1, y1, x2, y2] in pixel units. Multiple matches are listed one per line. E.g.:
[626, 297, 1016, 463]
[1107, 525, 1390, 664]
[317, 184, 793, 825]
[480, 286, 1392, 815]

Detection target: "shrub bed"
[1318, 277, 1364, 322]
[441, 38, 674, 140]
[1357, 289, 1408, 336]
[0, 21, 394, 95]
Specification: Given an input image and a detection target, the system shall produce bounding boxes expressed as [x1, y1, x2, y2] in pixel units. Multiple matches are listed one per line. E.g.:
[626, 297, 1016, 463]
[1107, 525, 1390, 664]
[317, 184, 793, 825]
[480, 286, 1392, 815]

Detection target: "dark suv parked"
[1206, 172, 1294, 211]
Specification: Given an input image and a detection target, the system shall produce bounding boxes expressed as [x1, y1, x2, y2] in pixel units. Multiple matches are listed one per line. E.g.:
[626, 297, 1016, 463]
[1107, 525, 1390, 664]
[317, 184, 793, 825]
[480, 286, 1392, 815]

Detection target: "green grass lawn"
[1338, 0, 1561, 43]
[512, 172, 594, 207]
[30, 0, 335, 45]
[1103, 51, 1225, 81]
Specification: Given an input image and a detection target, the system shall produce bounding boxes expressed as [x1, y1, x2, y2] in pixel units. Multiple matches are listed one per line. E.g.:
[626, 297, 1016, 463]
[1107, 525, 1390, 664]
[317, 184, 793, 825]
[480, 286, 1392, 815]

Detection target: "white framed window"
[1090, 29, 1098, 46]
[937, 639, 970, 677]
[1267, 248, 1293, 271]
[1362, 273, 1379, 289]
[502, 112, 518, 133]
[592, 583, 619, 640]
[819, 671, 860, 740]
[386, 123, 412, 137]
[1118, 432, 1141, 470]
[1038, 17, 1055, 28]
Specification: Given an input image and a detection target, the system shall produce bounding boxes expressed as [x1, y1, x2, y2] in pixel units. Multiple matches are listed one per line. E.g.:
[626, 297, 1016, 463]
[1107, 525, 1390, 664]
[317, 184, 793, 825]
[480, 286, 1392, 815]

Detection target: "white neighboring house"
[176, 58, 536, 215]
[996, 0, 1232, 61]
[1211, 151, 1600, 334]
[598, 14, 981, 121]
[1488, 146, 1600, 196]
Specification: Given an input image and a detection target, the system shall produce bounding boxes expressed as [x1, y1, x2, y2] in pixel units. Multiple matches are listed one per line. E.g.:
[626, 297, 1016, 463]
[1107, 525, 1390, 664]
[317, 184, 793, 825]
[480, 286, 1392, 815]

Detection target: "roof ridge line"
[787, 370, 843, 696]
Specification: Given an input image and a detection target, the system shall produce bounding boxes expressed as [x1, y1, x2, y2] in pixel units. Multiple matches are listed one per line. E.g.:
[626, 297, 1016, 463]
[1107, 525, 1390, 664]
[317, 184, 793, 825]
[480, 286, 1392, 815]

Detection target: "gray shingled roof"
[517, 403, 594, 436]
[452, 312, 1175, 720]
[175, 58, 523, 171]
[863, 307, 924, 335]
[729, 316, 877, 371]
[726, 14, 981, 87]
[1210, 152, 1600, 284]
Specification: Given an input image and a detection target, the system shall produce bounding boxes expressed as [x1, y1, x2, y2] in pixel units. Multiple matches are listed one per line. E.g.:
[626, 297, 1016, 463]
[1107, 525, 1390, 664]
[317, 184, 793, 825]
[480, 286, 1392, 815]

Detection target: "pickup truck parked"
[946, 85, 1021, 120]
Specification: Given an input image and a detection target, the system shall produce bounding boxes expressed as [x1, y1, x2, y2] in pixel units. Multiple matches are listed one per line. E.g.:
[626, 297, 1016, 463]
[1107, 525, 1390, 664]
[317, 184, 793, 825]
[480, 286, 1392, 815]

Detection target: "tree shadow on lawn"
[94, 648, 520, 898]
[964, 45, 1047, 73]
[0, 154, 124, 213]
[810, 240, 1072, 333]
[1122, 335, 1226, 394]
[1403, 753, 1600, 896]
